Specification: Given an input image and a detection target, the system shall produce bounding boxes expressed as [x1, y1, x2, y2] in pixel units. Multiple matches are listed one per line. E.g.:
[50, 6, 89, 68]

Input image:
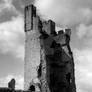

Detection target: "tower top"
[25, 4, 71, 37]
[25, 4, 36, 17]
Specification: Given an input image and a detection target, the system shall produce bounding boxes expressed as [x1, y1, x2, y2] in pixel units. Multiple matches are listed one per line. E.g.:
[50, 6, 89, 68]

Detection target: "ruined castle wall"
[24, 4, 76, 92]
[24, 5, 41, 90]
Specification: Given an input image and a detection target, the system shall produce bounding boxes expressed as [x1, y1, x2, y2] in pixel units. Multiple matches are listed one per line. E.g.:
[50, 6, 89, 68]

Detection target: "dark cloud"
[0, 11, 16, 23]
[22, 0, 35, 6]
[13, 0, 24, 13]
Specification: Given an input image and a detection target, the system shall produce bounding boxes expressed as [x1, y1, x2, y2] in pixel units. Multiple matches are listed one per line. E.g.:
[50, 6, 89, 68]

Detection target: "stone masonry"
[24, 4, 76, 92]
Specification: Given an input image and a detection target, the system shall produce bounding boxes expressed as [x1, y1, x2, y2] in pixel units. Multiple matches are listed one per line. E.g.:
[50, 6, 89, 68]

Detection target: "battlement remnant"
[24, 4, 76, 92]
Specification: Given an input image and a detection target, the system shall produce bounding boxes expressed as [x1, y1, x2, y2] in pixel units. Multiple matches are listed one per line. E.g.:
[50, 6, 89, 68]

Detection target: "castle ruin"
[24, 4, 76, 92]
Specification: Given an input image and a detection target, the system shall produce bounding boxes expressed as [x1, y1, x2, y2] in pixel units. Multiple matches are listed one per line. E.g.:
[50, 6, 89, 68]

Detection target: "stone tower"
[24, 4, 76, 92]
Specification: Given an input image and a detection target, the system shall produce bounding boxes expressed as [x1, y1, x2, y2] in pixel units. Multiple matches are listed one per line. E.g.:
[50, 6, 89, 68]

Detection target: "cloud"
[0, 0, 13, 9]
[22, 0, 34, 6]
[77, 24, 92, 38]
[0, 0, 21, 16]
[73, 49, 92, 92]
[0, 75, 24, 89]
[35, 0, 92, 27]
[0, 15, 24, 60]
[76, 24, 92, 49]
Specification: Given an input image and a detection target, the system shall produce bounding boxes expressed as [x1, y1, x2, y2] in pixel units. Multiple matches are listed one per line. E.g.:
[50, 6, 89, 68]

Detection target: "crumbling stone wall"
[24, 4, 76, 92]
[8, 78, 15, 90]
[24, 5, 41, 91]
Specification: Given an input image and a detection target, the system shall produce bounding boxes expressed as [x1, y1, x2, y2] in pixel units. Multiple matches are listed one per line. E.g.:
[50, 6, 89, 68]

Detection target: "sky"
[0, 0, 92, 91]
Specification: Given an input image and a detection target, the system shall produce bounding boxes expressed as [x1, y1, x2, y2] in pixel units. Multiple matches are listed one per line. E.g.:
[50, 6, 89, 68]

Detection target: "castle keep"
[24, 4, 76, 92]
